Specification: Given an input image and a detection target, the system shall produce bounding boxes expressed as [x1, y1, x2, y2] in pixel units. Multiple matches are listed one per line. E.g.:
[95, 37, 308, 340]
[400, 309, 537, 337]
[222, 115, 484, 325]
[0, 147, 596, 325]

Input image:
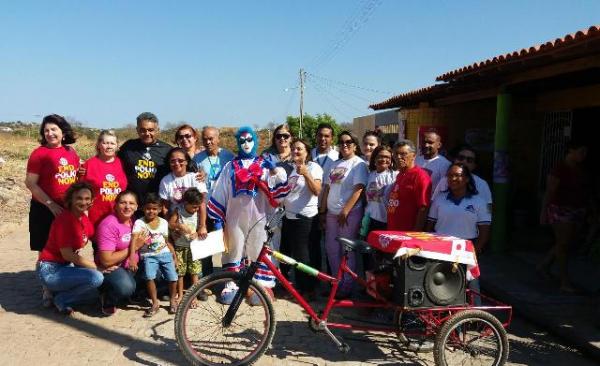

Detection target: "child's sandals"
[143, 304, 160, 318]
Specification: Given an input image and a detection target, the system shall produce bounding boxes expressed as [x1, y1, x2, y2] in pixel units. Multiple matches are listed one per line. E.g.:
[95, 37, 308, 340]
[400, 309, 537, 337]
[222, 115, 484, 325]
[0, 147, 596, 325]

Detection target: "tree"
[285, 113, 341, 147]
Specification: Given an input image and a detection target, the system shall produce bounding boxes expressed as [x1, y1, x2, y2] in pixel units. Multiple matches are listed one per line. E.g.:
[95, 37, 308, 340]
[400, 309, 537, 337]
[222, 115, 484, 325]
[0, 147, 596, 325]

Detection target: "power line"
[306, 72, 392, 95]
[310, 82, 358, 121]
[307, 74, 377, 104]
[309, 0, 383, 71]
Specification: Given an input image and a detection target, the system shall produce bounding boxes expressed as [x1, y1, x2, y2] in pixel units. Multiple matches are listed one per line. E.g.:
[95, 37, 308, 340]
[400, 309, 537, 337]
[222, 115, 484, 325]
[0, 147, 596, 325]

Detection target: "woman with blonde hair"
[79, 129, 128, 229]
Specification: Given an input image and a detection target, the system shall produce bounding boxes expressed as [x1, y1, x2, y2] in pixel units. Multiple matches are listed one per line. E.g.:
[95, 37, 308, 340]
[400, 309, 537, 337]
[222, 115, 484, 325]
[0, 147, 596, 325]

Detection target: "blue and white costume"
[208, 127, 289, 299]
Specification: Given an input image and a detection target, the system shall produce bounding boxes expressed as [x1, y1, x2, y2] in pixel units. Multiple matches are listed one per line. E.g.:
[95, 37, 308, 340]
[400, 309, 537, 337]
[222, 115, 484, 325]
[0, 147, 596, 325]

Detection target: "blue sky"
[1, 0, 598, 128]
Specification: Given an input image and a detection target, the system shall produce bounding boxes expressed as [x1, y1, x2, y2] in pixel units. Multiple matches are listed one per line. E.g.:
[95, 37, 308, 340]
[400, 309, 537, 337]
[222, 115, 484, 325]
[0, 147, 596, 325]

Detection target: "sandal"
[190, 299, 199, 309]
[169, 301, 179, 314]
[143, 305, 160, 318]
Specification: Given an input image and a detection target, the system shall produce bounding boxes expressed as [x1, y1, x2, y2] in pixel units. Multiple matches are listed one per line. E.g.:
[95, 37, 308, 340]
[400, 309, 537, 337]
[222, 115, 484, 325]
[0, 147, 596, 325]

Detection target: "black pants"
[364, 218, 388, 271]
[280, 215, 321, 292]
[29, 200, 55, 251]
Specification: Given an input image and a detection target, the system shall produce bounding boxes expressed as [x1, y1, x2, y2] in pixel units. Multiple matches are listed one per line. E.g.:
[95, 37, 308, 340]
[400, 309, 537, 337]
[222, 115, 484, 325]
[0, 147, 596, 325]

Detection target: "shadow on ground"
[0, 270, 186, 365]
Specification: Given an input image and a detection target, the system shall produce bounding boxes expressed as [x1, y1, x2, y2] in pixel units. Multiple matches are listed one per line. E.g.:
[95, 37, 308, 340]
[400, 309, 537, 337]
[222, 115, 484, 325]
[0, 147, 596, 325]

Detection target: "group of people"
[27, 111, 499, 316]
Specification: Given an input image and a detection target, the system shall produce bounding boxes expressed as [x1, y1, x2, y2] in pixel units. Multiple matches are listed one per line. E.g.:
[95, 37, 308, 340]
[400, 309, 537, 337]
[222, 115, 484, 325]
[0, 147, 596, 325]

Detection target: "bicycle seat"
[336, 237, 373, 254]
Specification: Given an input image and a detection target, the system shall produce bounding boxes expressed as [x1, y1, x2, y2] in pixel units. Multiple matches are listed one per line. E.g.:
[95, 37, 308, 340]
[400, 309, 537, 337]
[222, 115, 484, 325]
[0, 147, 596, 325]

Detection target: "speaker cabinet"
[392, 256, 466, 308]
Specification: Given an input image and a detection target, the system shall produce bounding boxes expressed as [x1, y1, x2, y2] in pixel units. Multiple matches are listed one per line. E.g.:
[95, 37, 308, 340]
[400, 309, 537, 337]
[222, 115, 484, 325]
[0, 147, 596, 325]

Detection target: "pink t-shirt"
[95, 213, 136, 269]
[81, 156, 128, 228]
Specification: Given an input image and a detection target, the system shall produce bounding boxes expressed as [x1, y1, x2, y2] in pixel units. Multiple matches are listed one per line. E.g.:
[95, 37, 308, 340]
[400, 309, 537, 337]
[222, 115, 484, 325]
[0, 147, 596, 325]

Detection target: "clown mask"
[239, 132, 255, 155]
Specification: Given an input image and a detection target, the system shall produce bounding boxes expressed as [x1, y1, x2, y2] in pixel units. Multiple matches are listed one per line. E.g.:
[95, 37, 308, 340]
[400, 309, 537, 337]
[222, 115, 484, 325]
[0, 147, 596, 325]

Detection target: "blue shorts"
[142, 251, 178, 282]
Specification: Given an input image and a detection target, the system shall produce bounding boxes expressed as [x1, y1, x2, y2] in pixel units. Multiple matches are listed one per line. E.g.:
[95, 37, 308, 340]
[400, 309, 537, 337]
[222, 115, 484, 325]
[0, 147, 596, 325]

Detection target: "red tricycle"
[175, 208, 512, 366]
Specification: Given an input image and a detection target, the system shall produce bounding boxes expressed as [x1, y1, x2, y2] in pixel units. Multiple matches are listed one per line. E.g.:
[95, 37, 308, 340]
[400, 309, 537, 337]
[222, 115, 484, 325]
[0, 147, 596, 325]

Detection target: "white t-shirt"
[133, 217, 171, 257]
[311, 147, 338, 170]
[432, 174, 493, 205]
[159, 172, 208, 211]
[365, 169, 398, 223]
[325, 155, 369, 215]
[427, 194, 491, 240]
[173, 204, 199, 248]
[415, 154, 451, 192]
[283, 162, 323, 219]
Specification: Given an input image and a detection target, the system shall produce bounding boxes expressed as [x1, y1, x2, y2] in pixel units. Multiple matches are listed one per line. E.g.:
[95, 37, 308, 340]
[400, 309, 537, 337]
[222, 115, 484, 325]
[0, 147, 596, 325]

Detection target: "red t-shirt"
[81, 156, 128, 228]
[26, 145, 80, 205]
[38, 210, 94, 264]
[387, 166, 432, 231]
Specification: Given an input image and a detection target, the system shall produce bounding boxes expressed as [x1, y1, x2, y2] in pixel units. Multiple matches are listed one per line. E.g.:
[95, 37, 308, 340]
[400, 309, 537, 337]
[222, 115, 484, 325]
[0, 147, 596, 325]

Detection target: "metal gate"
[538, 111, 572, 191]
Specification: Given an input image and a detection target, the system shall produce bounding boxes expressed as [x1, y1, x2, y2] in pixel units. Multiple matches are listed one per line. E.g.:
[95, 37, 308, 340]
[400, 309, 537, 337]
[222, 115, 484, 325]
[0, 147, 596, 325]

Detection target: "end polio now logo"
[135, 159, 157, 179]
[55, 157, 77, 185]
[100, 174, 122, 202]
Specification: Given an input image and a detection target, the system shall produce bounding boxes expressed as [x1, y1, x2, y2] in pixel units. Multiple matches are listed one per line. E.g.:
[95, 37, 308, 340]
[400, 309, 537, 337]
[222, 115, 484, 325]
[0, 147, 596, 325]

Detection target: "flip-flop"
[169, 302, 179, 314]
[143, 305, 160, 318]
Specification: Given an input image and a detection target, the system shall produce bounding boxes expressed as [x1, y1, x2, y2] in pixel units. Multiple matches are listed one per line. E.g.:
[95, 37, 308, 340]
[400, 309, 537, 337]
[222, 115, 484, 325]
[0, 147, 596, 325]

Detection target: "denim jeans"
[37, 261, 104, 311]
[101, 267, 136, 307]
[141, 251, 178, 282]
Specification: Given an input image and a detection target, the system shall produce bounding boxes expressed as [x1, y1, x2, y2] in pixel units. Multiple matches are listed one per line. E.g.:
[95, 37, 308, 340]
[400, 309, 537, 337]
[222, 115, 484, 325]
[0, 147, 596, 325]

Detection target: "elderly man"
[416, 131, 451, 190]
[431, 144, 492, 206]
[193, 126, 235, 197]
[118, 112, 172, 200]
[193, 126, 235, 276]
[387, 139, 432, 231]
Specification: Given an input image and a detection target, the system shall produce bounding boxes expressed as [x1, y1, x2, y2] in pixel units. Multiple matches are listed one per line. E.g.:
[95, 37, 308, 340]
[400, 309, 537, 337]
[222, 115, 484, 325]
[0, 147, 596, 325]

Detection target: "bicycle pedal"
[338, 343, 351, 353]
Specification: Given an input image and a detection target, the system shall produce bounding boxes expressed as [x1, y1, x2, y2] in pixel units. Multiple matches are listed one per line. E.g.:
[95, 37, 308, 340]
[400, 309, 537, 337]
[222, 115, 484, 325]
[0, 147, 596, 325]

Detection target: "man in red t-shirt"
[387, 139, 432, 231]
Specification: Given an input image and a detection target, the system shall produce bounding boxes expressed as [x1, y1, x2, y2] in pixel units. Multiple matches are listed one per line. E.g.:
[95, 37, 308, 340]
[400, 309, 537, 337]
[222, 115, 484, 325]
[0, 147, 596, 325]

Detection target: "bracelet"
[45, 199, 53, 206]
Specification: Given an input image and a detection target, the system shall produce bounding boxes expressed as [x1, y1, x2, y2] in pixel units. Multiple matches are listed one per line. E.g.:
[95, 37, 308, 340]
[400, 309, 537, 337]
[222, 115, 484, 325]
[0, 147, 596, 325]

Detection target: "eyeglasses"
[275, 133, 291, 140]
[338, 139, 354, 146]
[456, 154, 475, 163]
[447, 173, 465, 179]
[239, 136, 254, 144]
[177, 133, 193, 140]
[170, 158, 186, 164]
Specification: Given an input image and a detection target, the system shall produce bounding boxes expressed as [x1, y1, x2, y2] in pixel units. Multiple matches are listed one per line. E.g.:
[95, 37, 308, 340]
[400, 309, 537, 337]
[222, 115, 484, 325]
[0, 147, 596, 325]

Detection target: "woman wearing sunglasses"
[158, 147, 208, 216]
[261, 124, 294, 176]
[320, 131, 368, 299]
[173, 124, 204, 161]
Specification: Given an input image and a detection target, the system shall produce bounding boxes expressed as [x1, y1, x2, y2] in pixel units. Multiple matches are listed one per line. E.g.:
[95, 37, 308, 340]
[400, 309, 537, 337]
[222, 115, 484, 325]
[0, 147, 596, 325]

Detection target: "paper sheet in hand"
[190, 229, 225, 260]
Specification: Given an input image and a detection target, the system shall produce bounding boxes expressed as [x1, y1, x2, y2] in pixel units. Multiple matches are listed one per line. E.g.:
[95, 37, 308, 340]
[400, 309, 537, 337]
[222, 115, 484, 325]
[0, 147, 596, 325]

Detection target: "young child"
[129, 193, 179, 317]
[168, 188, 208, 306]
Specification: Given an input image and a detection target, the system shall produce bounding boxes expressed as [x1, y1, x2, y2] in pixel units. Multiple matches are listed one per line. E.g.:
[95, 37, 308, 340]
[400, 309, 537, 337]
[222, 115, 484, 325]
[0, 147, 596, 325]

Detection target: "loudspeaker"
[392, 256, 466, 308]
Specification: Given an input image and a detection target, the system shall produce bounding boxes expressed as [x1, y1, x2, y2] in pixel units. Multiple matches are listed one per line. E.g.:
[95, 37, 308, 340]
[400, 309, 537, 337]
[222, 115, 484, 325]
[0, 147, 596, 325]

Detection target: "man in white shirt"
[415, 131, 451, 190]
[432, 145, 492, 207]
[310, 123, 339, 175]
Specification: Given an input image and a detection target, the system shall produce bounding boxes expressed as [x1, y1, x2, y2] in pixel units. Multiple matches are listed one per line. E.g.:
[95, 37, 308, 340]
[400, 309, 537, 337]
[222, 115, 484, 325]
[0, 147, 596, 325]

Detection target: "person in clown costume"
[208, 126, 290, 304]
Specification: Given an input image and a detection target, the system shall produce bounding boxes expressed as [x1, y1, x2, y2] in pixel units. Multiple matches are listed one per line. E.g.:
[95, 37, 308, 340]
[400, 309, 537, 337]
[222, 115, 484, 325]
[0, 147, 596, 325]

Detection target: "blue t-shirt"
[193, 148, 235, 197]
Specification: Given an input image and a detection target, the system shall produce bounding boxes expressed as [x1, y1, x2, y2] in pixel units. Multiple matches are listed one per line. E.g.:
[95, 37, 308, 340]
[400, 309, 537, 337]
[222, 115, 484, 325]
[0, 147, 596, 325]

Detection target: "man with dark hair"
[432, 144, 492, 206]
[311, 123, 338, 171]
[416, 131, 451, 190]
[118, 112, 172, 201]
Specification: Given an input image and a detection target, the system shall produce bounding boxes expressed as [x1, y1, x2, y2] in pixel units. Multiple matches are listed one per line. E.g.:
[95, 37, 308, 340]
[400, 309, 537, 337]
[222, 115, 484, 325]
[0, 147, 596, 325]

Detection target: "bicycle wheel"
[175, 272, 276, 366]
[433, 309, 509, 366]
[394, 309, 435, 353]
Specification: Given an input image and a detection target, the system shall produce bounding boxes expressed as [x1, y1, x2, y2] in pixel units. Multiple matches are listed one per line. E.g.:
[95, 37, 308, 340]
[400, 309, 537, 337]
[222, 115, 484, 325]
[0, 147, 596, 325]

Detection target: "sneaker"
[248, 287, 274, 306]
[219, 282, 239, 305]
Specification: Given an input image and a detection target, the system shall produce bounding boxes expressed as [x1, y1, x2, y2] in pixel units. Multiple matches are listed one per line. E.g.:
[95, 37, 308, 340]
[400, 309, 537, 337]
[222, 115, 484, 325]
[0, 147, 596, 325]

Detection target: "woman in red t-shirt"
[37, 182, 104, 315]
[80, 130, 128, 229]
[539, 141, 589, 292]
[25, 114, 80, 252]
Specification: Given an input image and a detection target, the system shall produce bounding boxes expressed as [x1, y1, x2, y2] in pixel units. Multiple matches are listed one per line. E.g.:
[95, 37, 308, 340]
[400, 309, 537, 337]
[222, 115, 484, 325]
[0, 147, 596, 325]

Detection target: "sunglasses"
[239, 136, 254, 144]
[275, 133, 291, 140]
[338, 139, 354, 146]
[456, 154, 475, 163]
[177, 133, 193, 140]
[170, 158, 186, 164]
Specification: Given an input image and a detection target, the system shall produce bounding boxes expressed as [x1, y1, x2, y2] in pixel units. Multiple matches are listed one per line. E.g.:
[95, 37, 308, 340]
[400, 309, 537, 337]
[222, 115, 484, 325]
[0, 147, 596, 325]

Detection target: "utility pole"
[299, 69, 305, 139]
